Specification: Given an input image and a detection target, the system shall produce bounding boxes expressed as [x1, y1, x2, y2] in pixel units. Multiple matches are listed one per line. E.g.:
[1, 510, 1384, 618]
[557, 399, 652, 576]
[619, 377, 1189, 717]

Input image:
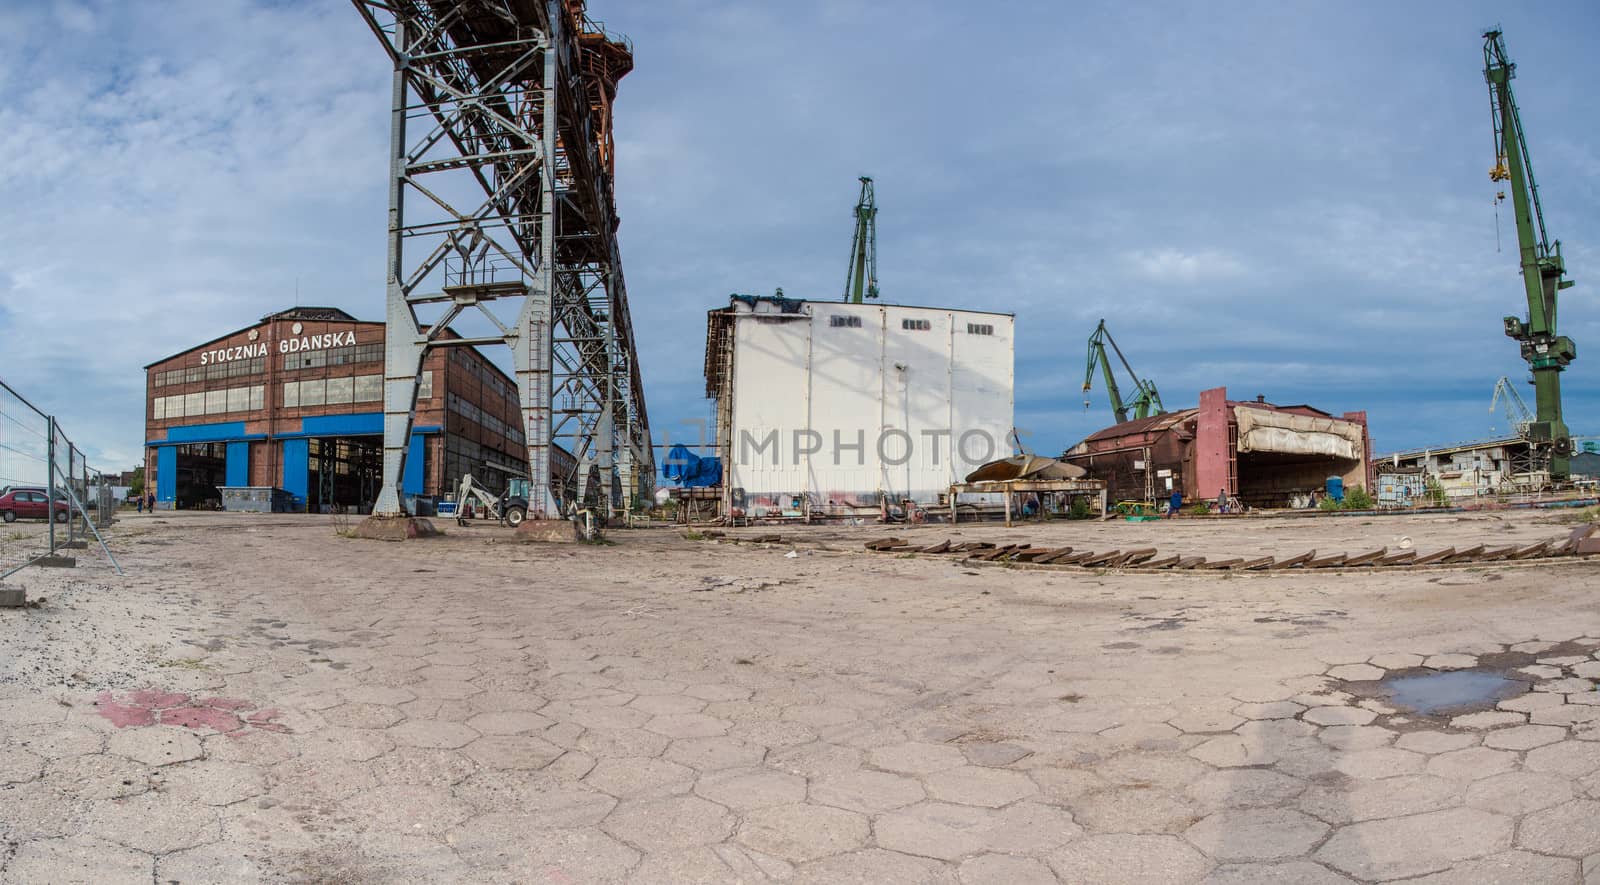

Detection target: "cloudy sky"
[1, 0, 1597, 478]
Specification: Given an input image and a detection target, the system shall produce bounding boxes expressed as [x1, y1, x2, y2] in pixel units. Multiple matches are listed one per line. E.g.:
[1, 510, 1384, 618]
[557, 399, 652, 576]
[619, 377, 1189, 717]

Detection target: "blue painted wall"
[272, 413, 441, 440]
[286, 412, 385, 438]
[156, 446, 176, 502]
[225, 442, 250, 486]
[404, 433, 425, 495]
[148, 410, 439, 504]
[149, 421, 250, 445]
[281, 438, 309, 503]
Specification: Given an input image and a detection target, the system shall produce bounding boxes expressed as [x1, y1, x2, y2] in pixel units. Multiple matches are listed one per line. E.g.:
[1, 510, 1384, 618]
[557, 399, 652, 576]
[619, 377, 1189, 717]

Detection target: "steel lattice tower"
[352, 0, 653, 519]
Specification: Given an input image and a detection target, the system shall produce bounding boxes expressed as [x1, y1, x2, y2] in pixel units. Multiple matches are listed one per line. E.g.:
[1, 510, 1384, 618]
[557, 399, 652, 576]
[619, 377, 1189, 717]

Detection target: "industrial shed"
[1381, 436, 1553, 497]
[703, 294, 1014, 519]
[1062, 386, 1373, 509]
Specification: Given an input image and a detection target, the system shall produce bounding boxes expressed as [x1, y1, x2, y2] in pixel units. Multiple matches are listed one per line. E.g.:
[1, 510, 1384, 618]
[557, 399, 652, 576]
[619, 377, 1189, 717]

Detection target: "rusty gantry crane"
[1483, 29, 1577, 480]
[352, 0, 652, 521]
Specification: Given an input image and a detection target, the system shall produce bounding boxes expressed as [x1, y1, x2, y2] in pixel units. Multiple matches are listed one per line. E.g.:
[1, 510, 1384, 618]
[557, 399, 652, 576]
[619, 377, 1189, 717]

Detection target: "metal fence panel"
[0, 377, 122, 579]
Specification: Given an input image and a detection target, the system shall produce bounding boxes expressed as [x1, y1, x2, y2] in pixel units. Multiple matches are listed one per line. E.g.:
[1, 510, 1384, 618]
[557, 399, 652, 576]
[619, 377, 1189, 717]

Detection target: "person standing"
[135, 492, 143, 513]
[146, 490, 155, 512]
[1167, 488, 1182, 518]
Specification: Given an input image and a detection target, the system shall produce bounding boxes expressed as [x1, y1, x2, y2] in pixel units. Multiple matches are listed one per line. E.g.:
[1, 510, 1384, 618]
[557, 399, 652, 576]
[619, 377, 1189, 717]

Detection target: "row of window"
[280, 372, 433, 409]
[154, 367, 531, 455]
[825, 315, 994, 335]
[446, 392, 524, 446]
[281, 342, 385, 372]
[151, 370, 531, 434]
[152, 386, 266, 420]
[450, 350, 517, 405]
[284, 375, 380, 408]
[152, 358, 267, 387]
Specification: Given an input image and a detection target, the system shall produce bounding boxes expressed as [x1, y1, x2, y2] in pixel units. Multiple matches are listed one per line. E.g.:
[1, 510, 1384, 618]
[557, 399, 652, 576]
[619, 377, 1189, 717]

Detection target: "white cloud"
[1125, 249, 1248, 285]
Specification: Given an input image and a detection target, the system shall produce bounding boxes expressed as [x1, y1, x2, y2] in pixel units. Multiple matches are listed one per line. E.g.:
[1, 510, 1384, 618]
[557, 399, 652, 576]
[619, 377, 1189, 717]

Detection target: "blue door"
[282, 438, 309, 510]
[225, 442, 250, 487]
[156, 446, 177, 506]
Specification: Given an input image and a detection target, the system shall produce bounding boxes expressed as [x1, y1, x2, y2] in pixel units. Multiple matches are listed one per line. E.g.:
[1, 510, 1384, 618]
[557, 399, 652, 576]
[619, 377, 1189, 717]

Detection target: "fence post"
[66, 444, 78, 547]
[46, 417, 57, 554]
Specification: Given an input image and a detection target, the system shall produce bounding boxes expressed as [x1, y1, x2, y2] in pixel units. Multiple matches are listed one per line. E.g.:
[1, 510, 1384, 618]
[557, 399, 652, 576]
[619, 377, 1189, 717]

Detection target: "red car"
[0, 487, 70, 523]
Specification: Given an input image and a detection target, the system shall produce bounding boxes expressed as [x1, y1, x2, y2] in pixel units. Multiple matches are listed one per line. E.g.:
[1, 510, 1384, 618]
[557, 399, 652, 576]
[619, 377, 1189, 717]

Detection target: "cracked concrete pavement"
[1, 509, 1599, 883]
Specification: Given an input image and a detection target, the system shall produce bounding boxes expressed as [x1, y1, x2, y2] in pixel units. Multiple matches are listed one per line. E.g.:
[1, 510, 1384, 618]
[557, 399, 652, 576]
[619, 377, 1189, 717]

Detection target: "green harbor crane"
[1083, 319, 1165, 425]
[843, 176, 879, 303]
[1489, 375, 1535, 438]
[1483, 29, 1577, 479]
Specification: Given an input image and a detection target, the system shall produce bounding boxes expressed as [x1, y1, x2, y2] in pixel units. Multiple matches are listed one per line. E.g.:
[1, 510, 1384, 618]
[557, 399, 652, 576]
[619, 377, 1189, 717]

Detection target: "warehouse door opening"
[1237, 451, 1360, 509]
[308, 437, 382, 514]
[174, 442, 227, 510]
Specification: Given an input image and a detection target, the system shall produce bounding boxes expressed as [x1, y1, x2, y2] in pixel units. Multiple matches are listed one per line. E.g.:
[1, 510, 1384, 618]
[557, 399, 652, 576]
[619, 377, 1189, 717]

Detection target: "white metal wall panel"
[725, 300, 1013, 508]
[803, 303, 884, 504]
[949, 312, 1015, 483]
[880, 306, 955, 500]
[728, 315, 811, 499]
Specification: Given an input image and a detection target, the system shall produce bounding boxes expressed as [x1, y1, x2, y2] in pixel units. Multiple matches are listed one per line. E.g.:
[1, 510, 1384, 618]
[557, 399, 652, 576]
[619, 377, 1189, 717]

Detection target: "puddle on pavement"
[1381, 669, 1526, 714]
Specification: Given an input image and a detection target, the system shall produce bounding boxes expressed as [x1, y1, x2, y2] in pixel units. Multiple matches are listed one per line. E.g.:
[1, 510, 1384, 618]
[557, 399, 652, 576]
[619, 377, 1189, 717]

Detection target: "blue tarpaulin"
[662, 444, 722, 487]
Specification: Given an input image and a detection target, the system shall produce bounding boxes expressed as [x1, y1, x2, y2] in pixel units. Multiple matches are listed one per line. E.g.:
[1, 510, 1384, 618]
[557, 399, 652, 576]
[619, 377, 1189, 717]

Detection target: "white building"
[703, 295, 1014, 518]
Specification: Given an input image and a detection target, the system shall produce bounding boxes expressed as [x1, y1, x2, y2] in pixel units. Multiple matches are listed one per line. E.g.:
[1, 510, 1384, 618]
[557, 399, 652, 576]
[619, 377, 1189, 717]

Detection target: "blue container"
[1325, 476, 1345, 503]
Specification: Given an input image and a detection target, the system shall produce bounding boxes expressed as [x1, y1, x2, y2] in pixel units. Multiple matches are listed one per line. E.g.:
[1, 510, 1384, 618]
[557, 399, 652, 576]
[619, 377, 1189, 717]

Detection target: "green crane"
[843, 176, 879, 303]
[1082, 319, 1165, 425]
[1483, 29, 1577, 479]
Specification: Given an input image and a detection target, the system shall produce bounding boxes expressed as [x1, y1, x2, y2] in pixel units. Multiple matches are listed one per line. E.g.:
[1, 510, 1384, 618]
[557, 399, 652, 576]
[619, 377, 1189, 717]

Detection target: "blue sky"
[1, 0, 1597, 475]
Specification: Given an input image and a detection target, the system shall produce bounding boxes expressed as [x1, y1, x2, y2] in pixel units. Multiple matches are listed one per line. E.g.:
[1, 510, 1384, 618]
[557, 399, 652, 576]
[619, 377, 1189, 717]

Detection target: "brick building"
[143, 307, 530, 511]
[1062, 386, 1374, 510]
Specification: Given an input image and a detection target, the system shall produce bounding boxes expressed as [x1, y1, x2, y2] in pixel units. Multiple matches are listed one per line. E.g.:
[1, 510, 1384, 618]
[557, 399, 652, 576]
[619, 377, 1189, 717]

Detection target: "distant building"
[1380, 436, 1547, 498]
[1062, 388, 1373, 509]
[702, 295, 1014, 518]
[88, 485, 132, 506]
[143, 307, 538, 512]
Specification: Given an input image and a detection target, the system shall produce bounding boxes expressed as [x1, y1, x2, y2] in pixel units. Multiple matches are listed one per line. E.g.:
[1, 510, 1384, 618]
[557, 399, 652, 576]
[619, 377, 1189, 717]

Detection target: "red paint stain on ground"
[93, 693, 156, 728]
[159, 706, 243, 732]
[129, 689, 190, 709]
[94, 690, 289, 735]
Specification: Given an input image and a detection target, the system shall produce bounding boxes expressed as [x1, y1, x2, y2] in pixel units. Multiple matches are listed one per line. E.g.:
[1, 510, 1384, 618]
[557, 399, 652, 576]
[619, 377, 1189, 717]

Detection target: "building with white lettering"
[143, 307, 543, 512]
[701, 295, 1015, 518]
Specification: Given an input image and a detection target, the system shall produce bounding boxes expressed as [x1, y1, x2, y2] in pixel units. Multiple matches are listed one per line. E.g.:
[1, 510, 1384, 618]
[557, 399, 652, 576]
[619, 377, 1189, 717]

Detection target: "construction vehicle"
[452, 473, 531, 528]
[1082, 319, 1165, 424]
[1483, 30, 1577, 479]
[843, 176, 879, 303]
[452, 473, 603, 540]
